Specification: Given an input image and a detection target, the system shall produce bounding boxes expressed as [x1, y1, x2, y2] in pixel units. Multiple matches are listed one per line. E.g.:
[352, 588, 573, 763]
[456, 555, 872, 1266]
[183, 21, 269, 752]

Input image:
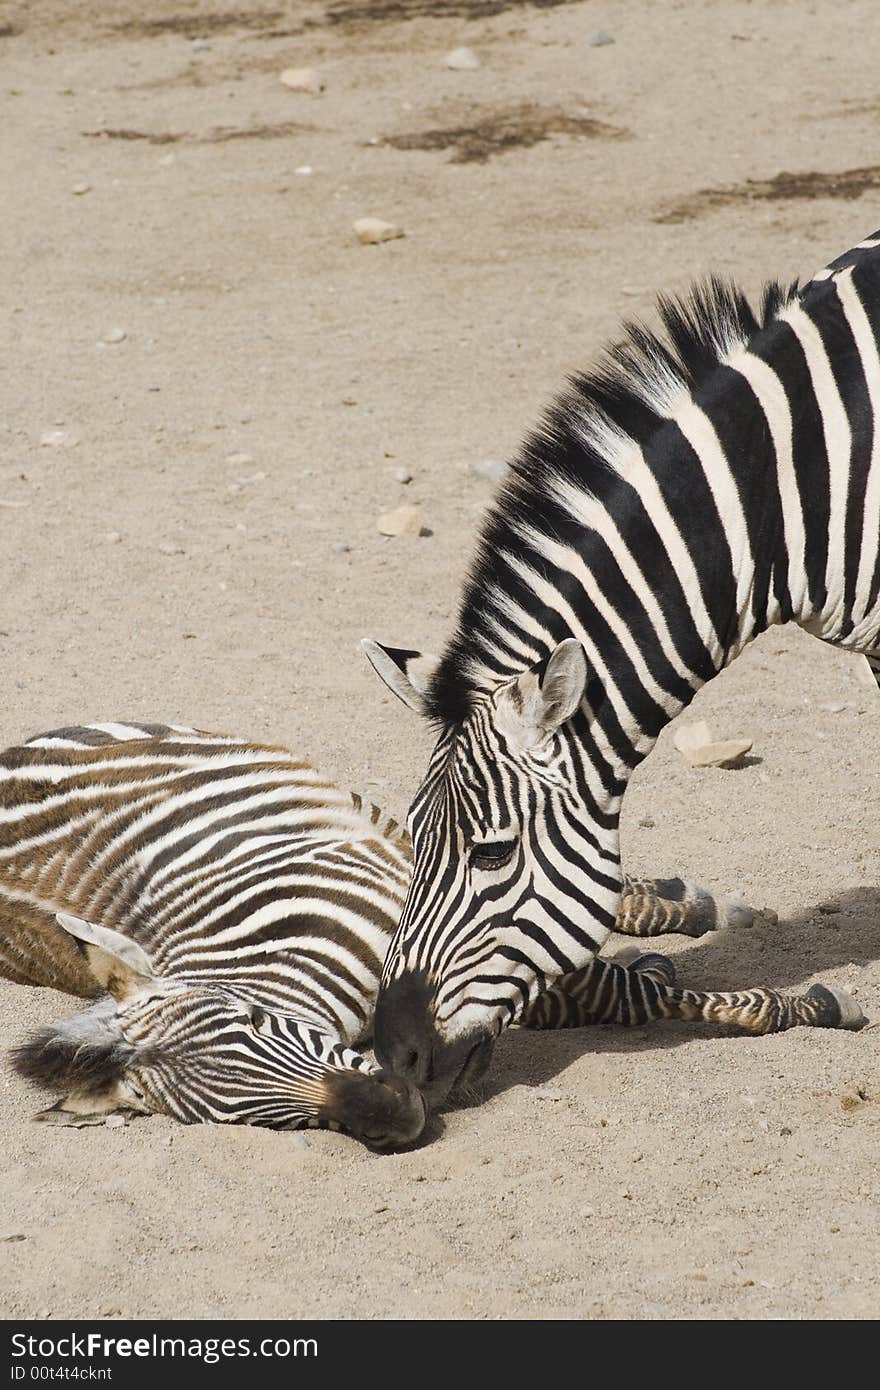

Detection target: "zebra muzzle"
[318, 1068, 427, 1149]
[374, 970, 496, 1106]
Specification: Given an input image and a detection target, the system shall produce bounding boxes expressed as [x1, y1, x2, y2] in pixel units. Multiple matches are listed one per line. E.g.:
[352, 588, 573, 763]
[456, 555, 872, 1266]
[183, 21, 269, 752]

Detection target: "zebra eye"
[470, 839, 517, 871]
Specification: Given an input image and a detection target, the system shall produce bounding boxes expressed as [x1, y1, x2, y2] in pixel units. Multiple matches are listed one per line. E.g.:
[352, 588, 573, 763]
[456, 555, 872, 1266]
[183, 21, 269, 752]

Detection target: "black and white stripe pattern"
[2, 722, 423, 1143]
[365, 227, 880, 1096]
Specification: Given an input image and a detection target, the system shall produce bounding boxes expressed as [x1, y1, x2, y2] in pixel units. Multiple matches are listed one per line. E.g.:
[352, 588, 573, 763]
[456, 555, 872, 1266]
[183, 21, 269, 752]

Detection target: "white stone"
[377, 504, 424, 537]
[280, 67, 324, 95]
[354, 218, 404, 245]
[470, 458, 509, 483]
[673, 721, 753, 768]
[445, 46, 481, 70]
[101, 328, 126, 344]
[71, 182, 91, 196]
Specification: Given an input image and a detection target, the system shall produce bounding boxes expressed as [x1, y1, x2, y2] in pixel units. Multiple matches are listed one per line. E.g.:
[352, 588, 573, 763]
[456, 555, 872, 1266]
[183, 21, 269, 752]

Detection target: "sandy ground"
[1, 0, 879, 1321]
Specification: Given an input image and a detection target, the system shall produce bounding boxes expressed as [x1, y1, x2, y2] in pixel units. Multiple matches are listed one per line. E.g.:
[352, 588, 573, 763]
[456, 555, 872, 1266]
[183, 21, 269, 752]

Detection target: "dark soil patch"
[324, 0, 573, 23]
[657, 166, 880, 224]
[112, 10, 284, 39]
[83, 122, 314, 144]
[383, 103, 629, 164]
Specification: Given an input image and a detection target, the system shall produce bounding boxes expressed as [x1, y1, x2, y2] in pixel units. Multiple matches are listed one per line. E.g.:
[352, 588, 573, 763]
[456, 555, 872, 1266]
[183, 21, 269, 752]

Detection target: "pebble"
[101, 328, 126, 345]
[581, 1205, 596, 1218]
[470, 458, 509, 483]
[377, 504, 424, 538]
[818, 902, 841, 915]
[295, 165, 314, 176]
[589, 31, 615, 47]
[354, 218, 405, 245]
[105, 1114, 126, 1129]
[158, 544, 186, 556]
[71, 182, 91, 196]
[818, 702, 847, 713]
[673, 720, 753, 768]
[225, 452, 254, 466]
[40, 429, 70, 448]
[280, 67, 324, 95]
[332, 542, 351, 554]
[190, 39, 211, 51]
[445, 46, 481, 70]
[534, 1086, 562, 1102]
[104, 531, 122, 544]
[394, 467, 413, 484]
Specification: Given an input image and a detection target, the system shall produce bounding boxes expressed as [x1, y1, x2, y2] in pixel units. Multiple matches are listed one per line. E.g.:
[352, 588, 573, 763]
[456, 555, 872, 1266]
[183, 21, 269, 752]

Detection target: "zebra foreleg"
[521, 949, 867, 1034]
[616, 876, 754, 938]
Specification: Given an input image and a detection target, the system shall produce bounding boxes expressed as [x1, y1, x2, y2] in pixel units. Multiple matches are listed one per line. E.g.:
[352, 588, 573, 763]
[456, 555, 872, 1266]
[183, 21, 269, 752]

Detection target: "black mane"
[425, 276, 800, 727]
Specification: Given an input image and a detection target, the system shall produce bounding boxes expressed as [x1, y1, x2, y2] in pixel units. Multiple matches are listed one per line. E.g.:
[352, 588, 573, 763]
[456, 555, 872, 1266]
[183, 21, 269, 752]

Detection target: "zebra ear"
[494, 639, 589, 749]
[55, 913, 156, 1004]
[360, 639, 440, 716]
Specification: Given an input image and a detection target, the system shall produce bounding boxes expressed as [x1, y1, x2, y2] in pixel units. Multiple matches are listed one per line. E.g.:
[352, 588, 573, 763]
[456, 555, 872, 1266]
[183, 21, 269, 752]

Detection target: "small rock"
[354, 218, 405, 245]
[638, 816, 655, 828]
[105, 1114, 126, 1129]
[394, 467, 413, 484]
[469, 458, 509, 483]
[158, 544, 186, 556]
[190, 39, 211, 51]
[332, 542, 351, 554]
[280, 67, 324, 95]
[225, 452, 254, 466]
[101, 328, 126, 345]
[581, 1205, 596, 1219]
[589, 31, 615, 47]
[40, 429, 70, 448]
[104, 531, 122, 544]
[71, 182, 91, 196]
[818, 902, 841, 915]
[673, 720, 753, 768]
[295, 165, 314, 175]
[818, 702, 847, 713]
[373, 1204, 389, 1214]
[445, 46, 481, 70]
[377, 504, 424, 538]
[289, 1132, 310, 1150]
[618, 1188, 633, 1200]
[534, 1086, 562, 1102]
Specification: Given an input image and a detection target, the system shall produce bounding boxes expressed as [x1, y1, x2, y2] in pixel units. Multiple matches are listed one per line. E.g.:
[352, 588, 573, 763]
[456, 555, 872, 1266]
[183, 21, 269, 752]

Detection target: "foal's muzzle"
[318, 1067, 427, 1149]
[374, 970, 495, 1107]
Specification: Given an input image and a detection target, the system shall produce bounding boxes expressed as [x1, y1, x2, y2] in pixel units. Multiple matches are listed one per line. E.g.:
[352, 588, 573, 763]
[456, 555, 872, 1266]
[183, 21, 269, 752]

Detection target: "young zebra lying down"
[0, 723, 863, 1148]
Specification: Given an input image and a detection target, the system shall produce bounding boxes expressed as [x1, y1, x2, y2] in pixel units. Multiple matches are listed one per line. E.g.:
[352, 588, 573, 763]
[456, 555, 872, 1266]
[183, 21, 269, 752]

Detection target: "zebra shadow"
[477, 885, 880, 1100]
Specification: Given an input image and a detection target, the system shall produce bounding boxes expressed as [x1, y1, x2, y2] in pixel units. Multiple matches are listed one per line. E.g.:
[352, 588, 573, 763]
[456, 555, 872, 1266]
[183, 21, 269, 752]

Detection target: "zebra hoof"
[615, 946, 676, 987]
[805, 983, 868, 1031]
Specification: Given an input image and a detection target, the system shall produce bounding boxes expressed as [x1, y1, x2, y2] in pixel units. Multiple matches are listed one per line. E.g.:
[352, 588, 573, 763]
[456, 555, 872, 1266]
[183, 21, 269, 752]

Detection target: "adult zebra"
[0, 723, 849, 1145]
[363, 227, 879, 1102]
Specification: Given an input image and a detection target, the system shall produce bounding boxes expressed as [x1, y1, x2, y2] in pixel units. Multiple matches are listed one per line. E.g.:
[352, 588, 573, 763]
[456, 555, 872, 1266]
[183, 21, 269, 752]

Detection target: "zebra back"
[0, 722, 411, 1042]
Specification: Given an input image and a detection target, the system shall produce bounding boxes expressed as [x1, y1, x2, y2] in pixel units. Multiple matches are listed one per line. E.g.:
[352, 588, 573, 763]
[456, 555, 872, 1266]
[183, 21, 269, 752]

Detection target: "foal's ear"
[55, 913, 157, 1003]
[493, 640, 589, 750]
[360, 639, 440, 716]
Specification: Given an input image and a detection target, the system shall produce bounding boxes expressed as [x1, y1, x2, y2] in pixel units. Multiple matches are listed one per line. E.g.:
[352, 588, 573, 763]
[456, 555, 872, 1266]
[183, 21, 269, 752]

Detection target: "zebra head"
[363, 638, 623, 1105]
[13, 913, 425, 1148]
